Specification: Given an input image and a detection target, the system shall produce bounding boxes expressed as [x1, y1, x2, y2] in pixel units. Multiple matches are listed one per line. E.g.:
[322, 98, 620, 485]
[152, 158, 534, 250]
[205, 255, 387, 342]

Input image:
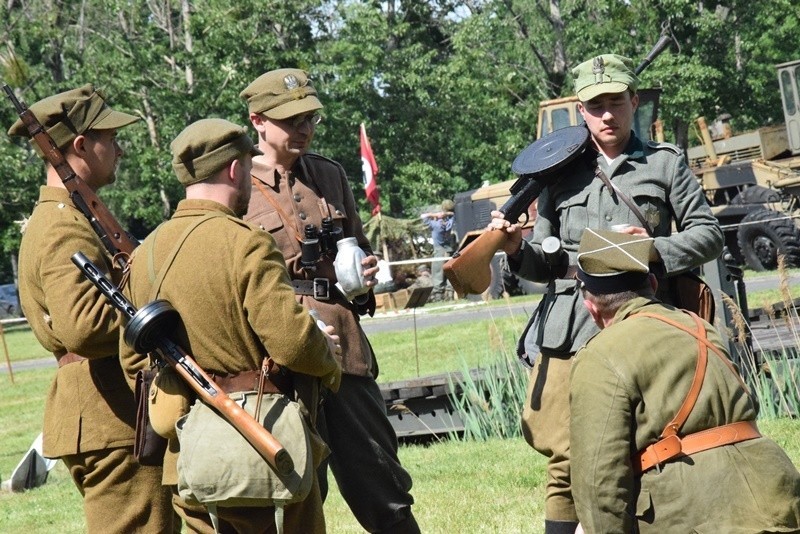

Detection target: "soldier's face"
[578, 91, 638, 156]
[264, 112, 318, 157]
[73, 129, 123, 191]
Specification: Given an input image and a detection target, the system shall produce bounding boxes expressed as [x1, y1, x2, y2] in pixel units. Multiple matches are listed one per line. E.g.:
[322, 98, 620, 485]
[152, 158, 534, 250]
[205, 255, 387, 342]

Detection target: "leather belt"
[55, 352, 87, 368]
[292, 278, 332, 301]
[634, 420, 761, 474]
[209, 369, 293, 396]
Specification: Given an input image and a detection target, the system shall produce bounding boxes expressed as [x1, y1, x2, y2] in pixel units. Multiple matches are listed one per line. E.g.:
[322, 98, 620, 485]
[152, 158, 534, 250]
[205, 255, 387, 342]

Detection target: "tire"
[731, 185, 781, 205]
[736, 208, 800, 271]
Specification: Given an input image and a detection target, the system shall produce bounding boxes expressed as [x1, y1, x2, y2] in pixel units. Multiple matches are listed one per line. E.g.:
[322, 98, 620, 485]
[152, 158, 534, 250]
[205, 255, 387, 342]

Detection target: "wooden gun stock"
[3, 84, 138, 267]
[71, 252, 293, 476]
[444, 230, 509, 296]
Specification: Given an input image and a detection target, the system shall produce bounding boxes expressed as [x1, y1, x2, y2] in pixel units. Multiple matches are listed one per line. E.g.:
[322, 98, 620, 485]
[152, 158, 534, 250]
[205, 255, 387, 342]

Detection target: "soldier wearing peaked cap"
[569, 229, 800, 533]
[240, 68, 420, 533]
[119, 118, 342, 533]
[8, 84, 174, 532]
[489, 53, 723, 533]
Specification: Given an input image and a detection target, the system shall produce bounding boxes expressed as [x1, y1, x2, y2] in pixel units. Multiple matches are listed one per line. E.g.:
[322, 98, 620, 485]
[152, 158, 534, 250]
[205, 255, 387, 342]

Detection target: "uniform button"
[58, 203, 65, 209]
[293, 194, 301, 202]
[299, 213, 307, 220]
[605, 215, 612, 221]
[335, 210, 343, 216]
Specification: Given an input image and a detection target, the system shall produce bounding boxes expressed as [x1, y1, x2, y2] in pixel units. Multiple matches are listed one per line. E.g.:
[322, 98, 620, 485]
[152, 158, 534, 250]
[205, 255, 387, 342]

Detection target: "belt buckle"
[313, 278, 330, 301]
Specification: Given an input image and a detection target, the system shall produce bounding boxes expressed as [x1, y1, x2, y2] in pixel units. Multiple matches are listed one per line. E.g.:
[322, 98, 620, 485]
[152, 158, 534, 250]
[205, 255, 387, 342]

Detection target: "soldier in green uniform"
[570, 228, 800, 533]
[120, 118, 342, 533]
[240, 69, 419, 533]
[489, 54, 724, 533]
[8, 84, 174, 533]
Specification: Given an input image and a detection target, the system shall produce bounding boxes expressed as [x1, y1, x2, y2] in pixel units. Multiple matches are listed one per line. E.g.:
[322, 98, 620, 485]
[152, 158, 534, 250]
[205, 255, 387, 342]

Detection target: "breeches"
[520, 352, 577, 522]
[63, 446, 174, 533]
[317, 373, 416, 532]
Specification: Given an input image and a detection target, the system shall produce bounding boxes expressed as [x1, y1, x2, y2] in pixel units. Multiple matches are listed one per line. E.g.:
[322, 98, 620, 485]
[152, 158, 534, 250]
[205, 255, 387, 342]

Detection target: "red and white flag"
[360, 123, 381, 215]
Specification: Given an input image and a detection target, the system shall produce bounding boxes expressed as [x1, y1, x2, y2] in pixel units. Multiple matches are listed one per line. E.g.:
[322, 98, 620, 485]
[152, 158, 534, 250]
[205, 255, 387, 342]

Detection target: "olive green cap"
[7, 83, 139, 155]
[239, 68, 323, 119]
[441, 199, 455, 211]
[171, 118, 262, 186]
[572, 54, 639, 102]
[577, 228, 655, 294]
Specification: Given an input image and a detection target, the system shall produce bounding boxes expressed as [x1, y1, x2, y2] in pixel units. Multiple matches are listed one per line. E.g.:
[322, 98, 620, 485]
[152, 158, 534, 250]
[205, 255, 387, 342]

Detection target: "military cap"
[239, 68, 323, 119]
[572, 54, 639, 102]
[7, 84, 139, 154]
[171, 118, 262, 186]
[576, 228, 655, 294]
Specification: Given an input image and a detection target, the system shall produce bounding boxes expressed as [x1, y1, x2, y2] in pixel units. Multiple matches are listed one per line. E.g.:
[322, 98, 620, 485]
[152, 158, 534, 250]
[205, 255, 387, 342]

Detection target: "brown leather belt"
[55, 352, 87, 368]
[292, 278, 333, 300]
[210, 369, 292, 396]
[634, 420, 761, 474]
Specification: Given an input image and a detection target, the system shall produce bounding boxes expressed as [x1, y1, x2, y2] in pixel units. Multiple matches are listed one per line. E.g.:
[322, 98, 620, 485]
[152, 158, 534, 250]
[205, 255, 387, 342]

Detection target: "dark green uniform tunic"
[571, 297, 800, 533]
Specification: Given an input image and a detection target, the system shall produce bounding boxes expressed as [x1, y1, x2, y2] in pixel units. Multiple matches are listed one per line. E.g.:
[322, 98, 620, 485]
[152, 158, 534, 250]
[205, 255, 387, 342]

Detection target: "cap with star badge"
[572, 54, 639, 102]
[7, 83, 139, 156]
[239, 68, 323, 119]
[576, 228, 656, 294]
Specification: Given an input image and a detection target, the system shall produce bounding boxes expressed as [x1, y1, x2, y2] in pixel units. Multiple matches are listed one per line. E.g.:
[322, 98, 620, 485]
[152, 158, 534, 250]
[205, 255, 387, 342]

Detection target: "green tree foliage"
[1, 0, 798, 281]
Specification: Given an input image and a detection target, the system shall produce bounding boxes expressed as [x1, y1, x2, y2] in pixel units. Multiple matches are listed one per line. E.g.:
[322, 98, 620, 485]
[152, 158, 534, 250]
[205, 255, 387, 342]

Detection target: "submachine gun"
[4, 85, 292, 475]
[443, 29, 673, 297]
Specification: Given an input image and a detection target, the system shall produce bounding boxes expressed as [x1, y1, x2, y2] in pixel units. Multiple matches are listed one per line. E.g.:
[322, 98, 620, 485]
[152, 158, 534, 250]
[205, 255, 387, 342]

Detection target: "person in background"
[8, 84, 174, 533]
[421, 199, 456, 301]
[489, 53, 723, 533]
[240, 68, 419, 533]
[570, 228, 800, 533]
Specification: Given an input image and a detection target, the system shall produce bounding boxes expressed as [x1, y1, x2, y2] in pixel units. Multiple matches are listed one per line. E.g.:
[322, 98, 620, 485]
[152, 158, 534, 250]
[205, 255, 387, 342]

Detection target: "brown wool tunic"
[245, 153, 376, 377]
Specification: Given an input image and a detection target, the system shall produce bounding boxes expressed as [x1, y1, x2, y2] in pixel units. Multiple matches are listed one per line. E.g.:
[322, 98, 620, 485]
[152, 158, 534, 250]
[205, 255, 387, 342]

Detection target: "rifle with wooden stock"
[4, 85, 292, 475]
[443, 29, 674, 297]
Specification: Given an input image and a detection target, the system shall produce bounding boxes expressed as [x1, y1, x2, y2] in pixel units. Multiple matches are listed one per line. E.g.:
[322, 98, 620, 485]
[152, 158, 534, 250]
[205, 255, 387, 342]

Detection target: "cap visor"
[265, 96, 323, 120]
[577, 82, 629, 102]
[90, 108, 140, 131]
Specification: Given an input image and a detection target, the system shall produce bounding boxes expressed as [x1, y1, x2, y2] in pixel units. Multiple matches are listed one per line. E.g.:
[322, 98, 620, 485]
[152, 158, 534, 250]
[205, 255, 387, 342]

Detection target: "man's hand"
[361, 254, 379, 287]
[488, 210, 523, 256]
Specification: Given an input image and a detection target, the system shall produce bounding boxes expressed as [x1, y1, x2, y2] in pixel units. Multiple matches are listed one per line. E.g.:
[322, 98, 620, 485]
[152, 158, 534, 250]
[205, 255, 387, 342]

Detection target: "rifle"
[444, 27, 674, 296]
[72, 251, 294, 476]
[3, 84, 138, 269]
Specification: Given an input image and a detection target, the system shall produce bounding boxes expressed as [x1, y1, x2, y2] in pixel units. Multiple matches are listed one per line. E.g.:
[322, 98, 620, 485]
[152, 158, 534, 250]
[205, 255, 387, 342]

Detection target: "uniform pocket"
[254, 210, 296, 256]
[556, 190, 591, 244]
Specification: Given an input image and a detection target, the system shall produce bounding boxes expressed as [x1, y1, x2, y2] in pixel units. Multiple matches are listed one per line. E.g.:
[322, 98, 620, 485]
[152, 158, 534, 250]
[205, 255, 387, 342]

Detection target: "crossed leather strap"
[632, 311, 761, 474]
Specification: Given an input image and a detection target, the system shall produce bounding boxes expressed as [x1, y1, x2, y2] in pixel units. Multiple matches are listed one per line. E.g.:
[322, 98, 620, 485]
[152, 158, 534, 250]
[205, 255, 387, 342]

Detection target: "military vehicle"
[687, 58, 800, 271]
[453, 59, 800, 282]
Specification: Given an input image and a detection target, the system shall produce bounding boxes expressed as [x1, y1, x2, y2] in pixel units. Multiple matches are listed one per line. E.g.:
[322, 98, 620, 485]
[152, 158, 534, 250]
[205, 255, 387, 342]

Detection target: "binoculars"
[301, 216, 343, 270]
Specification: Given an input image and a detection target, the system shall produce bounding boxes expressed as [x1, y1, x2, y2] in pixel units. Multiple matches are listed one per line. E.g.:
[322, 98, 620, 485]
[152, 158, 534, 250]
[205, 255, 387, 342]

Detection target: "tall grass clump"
[447, 302, 529, 441]
[730, 255, 800, 418]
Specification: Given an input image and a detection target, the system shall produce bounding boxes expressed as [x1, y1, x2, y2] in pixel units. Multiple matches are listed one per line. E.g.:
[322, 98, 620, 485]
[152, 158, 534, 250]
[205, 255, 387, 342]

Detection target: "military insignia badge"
[284, 75, 299, 90]
[592, 56, 605, 84]
[644, 206, 661, 229]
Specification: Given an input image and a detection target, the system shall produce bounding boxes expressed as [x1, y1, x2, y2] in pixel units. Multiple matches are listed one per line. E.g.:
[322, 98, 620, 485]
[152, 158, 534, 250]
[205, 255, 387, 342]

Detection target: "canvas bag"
[175, 390, 313, 508]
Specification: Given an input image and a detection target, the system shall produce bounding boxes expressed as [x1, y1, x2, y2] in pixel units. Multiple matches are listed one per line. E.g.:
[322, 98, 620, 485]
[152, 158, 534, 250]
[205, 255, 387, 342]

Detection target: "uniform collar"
[623, 131, 645, 160]
[173, 198, 236, 218]
[38, 185, 72, 204]
[613, 296, 661, 323]
[251, 157, 304, 188]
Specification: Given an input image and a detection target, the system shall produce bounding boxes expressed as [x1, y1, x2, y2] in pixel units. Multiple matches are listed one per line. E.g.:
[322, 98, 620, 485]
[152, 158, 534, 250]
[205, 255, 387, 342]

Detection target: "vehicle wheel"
[731, 185, 780, 205]
[736, 208, 800, 271]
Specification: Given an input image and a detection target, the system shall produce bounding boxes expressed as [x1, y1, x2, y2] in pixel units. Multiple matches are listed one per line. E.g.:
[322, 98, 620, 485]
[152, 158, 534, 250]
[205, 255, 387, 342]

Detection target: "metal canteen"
[333, 237, 371, 301]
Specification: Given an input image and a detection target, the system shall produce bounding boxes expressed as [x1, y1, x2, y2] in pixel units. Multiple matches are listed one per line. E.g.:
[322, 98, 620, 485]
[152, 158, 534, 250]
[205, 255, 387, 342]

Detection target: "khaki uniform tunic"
[571, 297, 800, 533]
[120, 199, 339, 485]
[19, 186, 172, 533]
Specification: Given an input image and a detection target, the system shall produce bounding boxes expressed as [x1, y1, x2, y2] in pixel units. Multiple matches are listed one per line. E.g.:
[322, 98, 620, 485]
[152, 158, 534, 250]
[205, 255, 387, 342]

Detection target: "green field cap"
[171, 118, 262, 186]
[240, 68, 323, 119]
[7, 84, 139, 154]
[577, 228, 655, 294]
[572, 54, 638, 102]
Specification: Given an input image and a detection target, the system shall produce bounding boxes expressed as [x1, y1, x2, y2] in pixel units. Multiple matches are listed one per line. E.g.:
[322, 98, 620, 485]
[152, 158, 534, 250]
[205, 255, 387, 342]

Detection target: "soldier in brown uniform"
[120, 118, 342, 533]
[240, 69, 419, 533]
[8, 84, 174, 533]
[570, 228, 800, 533]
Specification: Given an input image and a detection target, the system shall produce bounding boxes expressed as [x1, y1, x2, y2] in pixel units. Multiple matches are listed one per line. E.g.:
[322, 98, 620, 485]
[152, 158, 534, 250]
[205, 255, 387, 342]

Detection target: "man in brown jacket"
[8, 84, 174, 533]
[120, 118, 342, 533]
[240, 69, 419, 533]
